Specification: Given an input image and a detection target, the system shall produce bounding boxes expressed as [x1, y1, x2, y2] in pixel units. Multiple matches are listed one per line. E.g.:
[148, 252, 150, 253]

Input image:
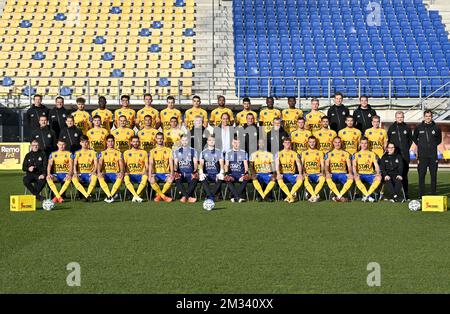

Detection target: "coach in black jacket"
[22, 139, 48, 200]
[327, 92, 350, 132]
[30, 115, 56, 156]
[380, 143, 404, 202]
[387, 111, 413, 199]
[25, 95, 49, 136]
[60, 116, 82, 153]
[49, 96, 69, 138]
[412, 110, 442, 198]
[353, 96, 377, 134]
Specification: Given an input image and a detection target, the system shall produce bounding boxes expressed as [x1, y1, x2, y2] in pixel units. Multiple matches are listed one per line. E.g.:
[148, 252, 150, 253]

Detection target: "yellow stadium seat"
[184, 21, 195, 29]
[137, 53, 148, 61]
[182, 87, 192, 96]
[148, 59, 158, 67]
[171, 70, 181, 78]
[148, 71, 158, 79]
[183, 71, 193, 78]
[122, 79, 133, 87]
[161, 45, 171, 53]
[182, 52, 193, 60]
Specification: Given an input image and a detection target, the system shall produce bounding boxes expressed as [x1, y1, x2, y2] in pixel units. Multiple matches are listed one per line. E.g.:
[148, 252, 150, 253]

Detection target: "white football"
[42, 199, 55, 211]
[408, 200, 421, 212]
[203, 199, 215, 211]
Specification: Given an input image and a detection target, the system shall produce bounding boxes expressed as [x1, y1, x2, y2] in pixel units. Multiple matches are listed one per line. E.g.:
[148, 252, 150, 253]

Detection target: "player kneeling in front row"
[301, 136, 325, 202]
[173, 134, 198, 203]
[199, 135, 225, 201]
[324, 136, 353, 202]
[71, 135, 98, 202]
[276, 137, 303, 203]
[123, 136, 148, 202]
[98, 134, 124, 203]
[353, 137, 382, 202]
[46, 139, 73, 203]
[149, 132, 174, 202]
[224, 136, 250, 203]
[250, 139, 276, 202]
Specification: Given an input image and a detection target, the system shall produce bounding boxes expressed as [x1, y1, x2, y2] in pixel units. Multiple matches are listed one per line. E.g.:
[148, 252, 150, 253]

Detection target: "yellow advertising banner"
[0, 142, 30, 170]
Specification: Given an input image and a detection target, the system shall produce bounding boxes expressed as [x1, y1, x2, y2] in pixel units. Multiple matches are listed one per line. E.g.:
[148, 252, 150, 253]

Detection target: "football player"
[259, 96, 281, 133]
[123, 136, 148, 202]
[164, 116, 186, 150]
[98, 134, 124, 203]
[282, 96, 303, 134]
[113, 95, 135, 129]
[249, 139, 276, 201]
[364, 115, 387, 158]
[46, 139, 73, 203]
[160, 96, 182, 130]
[136, 93, 160, 130]
[338, 115, 362, 155]
[71, 135, 98, 201]
[173, 134, 198, 203]
[149, 132, 174, 202]
[210, 95, 234, 127]
[301, 136, 325, 202]
[305, 98, 325, 132]
[184, 95, 208, 130]
[291, 117, 312, 154]
[112, 115, 135, 153]
[313, 116, 337, 153]
[275, 137, 303, 203]
[91, 96, 113, 132]
[71, 97, 91, 135]
[87, 115, 108, 153]
[138, 115, 158, 153]
[236, 97, 258, 126]
[224, 136, 250, 203]
[199, 135, 225, 201]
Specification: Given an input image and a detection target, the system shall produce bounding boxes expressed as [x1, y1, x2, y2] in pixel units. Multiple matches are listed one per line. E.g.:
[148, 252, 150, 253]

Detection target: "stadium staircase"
[0, 0, 197, 103]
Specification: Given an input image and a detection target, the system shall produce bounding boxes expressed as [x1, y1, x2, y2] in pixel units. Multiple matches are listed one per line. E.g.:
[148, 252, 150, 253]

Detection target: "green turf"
[1, 170, 450, 293]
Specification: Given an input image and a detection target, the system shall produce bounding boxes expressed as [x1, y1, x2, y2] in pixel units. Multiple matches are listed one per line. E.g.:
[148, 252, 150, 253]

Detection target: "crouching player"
[353, 137, 382, 202]
[199, 135, 224, 201]
[250, 139, 276, 202]
[224, 136, 250, 203]
[46, 139, 73, 203]
[276, 137, 303, 203]
[324, 136, 353, 202]
[98, 135, 124, 203]
[123, 136, 148, 202]
[301, 136, 325, 202]
[149, 132, 174, 202]
[71, 135, 98, 201]
[173, 134, 198, 203]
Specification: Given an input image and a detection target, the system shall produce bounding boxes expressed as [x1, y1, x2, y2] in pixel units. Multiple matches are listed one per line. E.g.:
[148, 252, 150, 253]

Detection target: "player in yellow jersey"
[364, 115, 387, 158]
[259, 96, 281, 133]
[91, 96, 113, 132]
[282, 96, 303, 134]
[160, 96, 182, 130]
[338, 115, 362, 155]
[46, 139, 73, 203]
[353, 137, 382, 202]
[112, 115, 135, 153]
[249, 139, 276, 201]
[149, 132, 174, 202]
[138, 115, 158, 153]
[135, 93, 160, 130]
[236, 97, 258, 126]
[209, 95, 234, 126]
[184, 95, 208, 130]
[97, 134, 124, 203]
[123, 136, 148, 202]
[313, 116, 337, 153]
[305, 98, 325, 132]
[324, 136, 354, 202]
[71, 97, 91, 135]
[301, 136, 326, 202]
[113, 95, 136, 129]
[87, 115, 108, 153]
[164, 116, 186, 149]
[275, 137, 303, 203]
[291, 117, 311, 153]
[71, 135, 98, 201]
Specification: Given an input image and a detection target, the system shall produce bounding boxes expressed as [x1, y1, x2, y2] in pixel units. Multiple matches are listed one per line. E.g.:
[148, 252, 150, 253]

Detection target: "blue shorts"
[154, 173, 169, 182]
[53, 173, 68, 182]
[230, 172, 245, 181]
[128, 174, 144, 183]
[206, 173, 218, 182]
[359, 174, 376, 185]
[256, 173, 272, 184]
[307, 174, 320, 183]
[282, 174, 298, 185]
[104, 173, 118, 183]
[77, 173, 93, 183]
[331, 173, 349, 185]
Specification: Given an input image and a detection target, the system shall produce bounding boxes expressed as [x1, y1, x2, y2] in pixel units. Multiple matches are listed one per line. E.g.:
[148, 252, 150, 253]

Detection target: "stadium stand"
[233, 0, 450, 98]
[0, 0, 196, 99]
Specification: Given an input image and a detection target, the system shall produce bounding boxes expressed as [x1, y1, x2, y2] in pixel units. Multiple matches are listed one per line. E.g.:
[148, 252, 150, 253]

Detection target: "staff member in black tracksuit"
[327, 92, 350, 132]
[25, 94, 49, 138]
[353, 95, 377, 134]
[49, 96, 69, 138]
[22, 139, 48, 201]
[30, 115, 56, 156]
[387, 111, 413, 199]
[412, 110, 442, 198]
[60, 115, 82, 153]
[380, 143, 404, 202]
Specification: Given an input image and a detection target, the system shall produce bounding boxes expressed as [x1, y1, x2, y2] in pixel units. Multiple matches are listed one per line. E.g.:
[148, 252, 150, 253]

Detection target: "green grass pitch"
[1, 170, 450, 293]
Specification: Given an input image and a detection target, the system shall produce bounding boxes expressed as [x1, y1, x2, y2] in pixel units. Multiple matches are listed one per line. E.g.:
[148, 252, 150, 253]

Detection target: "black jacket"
[353, 105, 377, 133]
[387, 122, 413, 162]
[60, 126, 83, 153]
[30, 126, 56, 155]
[49, 107, 69, 138]
[412, 121, 442, 159]
[26, 105, 49, 132]
[327, 104, 350, 132]
[22, 150, 48, 175]
[267, 127, 289, 153]
[380, 152, 404, 178]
